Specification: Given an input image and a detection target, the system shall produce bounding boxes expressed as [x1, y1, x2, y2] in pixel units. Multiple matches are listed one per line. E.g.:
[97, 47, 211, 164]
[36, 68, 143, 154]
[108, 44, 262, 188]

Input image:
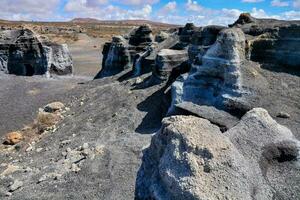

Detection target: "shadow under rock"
[135, 86, 171, 134]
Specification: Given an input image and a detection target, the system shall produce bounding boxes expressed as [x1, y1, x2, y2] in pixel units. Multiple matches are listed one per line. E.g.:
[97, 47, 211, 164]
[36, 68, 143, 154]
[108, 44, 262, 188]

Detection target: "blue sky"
[0, 0, 299, 25]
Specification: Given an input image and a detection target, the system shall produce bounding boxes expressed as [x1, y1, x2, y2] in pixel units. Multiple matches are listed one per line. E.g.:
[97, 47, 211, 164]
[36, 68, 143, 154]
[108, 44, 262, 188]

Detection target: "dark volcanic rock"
[188, 25, 225, 65]
[94, 36, 131, 78]
[153, 49, 189, 81]
[231, 13, 300, 69]
[129, 25, 153, 46]
[0, 29, 73, 76]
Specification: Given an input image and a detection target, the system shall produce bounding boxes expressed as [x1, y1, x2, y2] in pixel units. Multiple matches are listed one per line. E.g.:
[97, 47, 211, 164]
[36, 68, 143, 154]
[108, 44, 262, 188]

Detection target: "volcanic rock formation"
[136, 109, 300, 200]
[231, 13, 300, 69]
[0, 29, 73, 76]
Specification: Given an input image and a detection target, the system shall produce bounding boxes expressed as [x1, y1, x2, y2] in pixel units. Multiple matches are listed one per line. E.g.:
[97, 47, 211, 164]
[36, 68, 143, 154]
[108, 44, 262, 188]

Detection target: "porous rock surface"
[136, 108, 300, 200]
[0, 29, 73, 76]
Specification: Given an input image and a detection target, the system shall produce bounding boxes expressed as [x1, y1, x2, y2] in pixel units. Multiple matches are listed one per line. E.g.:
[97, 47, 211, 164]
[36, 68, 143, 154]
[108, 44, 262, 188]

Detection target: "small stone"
[60, 140, 71, 147]
[36, 148, 43, 153]
[82, 143, 89, 150]
[277, 112, 291, 119]
[44, 102, 65, 113]
[9, 180, 23, 192]
[4, 132, 23, 145]
[71, 163, 81, 172]
[135, 77, 143, 84]
[26, 146, 33, 152]
[5, 192, 12, 197]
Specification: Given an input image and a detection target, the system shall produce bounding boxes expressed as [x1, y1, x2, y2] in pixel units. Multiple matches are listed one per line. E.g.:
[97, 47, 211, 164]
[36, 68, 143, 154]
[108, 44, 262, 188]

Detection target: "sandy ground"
[68, 33, 106, 77]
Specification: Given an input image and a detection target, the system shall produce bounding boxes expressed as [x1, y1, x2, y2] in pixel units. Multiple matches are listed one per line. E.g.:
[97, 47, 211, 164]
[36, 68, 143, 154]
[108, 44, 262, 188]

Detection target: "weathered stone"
[0, 29, 73, 76]
[155, 31, 169, 43]
[95, 36, 131, 78]
[225, 108, 300, 199]
[154, 49, 189, 81]
[129, 24, 153, 46]
[136, 109, 300, 199]
[188, 25, 225, 65]
[181, 28, 249, 112]
[231, 13, 300, 69]
[136, 115, 260, 200]
[9, 180, 23, 192]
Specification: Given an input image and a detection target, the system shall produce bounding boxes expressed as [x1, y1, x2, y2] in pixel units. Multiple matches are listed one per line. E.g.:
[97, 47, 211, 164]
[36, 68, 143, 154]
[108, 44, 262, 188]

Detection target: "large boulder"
[136, 108, 300, 199]
[136, 115, 252, 200]
[225, 108, 300, 199]
[0, 29, 73, 76]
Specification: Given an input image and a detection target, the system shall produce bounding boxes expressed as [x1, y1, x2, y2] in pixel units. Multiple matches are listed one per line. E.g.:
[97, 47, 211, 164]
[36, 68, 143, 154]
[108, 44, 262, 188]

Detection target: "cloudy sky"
[1, 0, 300, 25]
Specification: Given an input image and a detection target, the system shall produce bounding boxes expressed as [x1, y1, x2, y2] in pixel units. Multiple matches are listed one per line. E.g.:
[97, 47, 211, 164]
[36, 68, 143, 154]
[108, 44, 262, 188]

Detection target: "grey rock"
[225, 108, 300, 199]
[95, 36, 131, 78]
[0, 29, 73, 76]
[231, 13, 300, 69]
[129, 24, 153, 46]
[277, 111, 291, 119]
[9, 180, 23, 192]
[175, 101, 239, 131]
[155, 31, 169, 43]
[136, 115, 260, 200]
[136, 108, 300, 199]
[154, 49, 189, 81]
[182, 28, 249, 112]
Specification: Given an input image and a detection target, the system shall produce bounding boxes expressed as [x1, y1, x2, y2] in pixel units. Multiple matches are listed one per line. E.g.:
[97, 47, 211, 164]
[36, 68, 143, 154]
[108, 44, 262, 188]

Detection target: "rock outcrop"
[0, 29, 73, 76]
[182, 28, 249, 112]
[95, 36, 131, 78]
[136, 108, 300, 200]
[153, 49, 189, 81]
[129, 25, 153, 47]
[231, 13, 300, 69]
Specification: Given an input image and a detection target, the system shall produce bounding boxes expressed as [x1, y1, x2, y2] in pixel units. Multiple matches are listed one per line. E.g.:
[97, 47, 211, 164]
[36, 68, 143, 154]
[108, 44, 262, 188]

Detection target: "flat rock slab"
[175, 101, 239, 131]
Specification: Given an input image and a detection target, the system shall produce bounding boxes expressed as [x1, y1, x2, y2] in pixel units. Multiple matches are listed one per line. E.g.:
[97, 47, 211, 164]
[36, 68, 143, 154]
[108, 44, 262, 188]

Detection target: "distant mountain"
[70, 18, 178, 27]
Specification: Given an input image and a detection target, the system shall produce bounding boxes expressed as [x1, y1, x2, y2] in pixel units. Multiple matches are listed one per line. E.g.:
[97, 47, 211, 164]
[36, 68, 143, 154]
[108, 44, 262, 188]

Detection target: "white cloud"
[114, 0, 159, 6]
[186, 0, 203, 12]
[0, 0, 61, 21]
[281, 10, 300, 19]
[65, 0, 153, 20]
[242, 0, 264, 2]
[271, 0, 289, 7]
[293, 0, 300, 8]
[158, 1, 177, 15]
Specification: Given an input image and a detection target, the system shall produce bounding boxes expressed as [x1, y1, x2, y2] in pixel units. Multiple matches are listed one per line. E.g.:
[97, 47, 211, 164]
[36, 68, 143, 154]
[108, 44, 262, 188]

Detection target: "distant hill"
[70, 18, 178, 27]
